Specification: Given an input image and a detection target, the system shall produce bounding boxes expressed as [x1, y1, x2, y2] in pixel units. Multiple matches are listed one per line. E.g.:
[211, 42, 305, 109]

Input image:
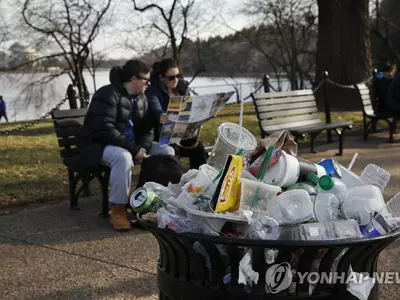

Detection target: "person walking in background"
[0, 96, 8, 122]
[146, 58, 208, 169]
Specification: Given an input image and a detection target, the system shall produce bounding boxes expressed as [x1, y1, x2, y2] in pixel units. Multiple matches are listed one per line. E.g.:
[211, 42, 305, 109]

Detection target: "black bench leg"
[68, 168, 80, 210]
[371, 119, 378, 133]
[99, 170, 110, 218]
[334, 127, 350, 156]
[82, 173, 91, 197]
[363, 116, 369, 141]
[310, 134, 317, 154]
[388, 119, 396, 143]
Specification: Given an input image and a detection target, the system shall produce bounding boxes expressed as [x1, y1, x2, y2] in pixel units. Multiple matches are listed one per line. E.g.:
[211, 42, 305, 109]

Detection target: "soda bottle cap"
[319, 175, 334, 190]
[306, 173, 319, 185]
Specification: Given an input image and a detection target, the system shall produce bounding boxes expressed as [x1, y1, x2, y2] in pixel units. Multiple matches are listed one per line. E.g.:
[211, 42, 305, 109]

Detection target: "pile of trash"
[130, 123, 400, 299]
[132, 124, 400, 241]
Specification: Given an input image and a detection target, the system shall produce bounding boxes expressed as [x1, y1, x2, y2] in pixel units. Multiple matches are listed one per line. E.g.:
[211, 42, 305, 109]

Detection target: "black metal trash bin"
[138, 216, 400, 300]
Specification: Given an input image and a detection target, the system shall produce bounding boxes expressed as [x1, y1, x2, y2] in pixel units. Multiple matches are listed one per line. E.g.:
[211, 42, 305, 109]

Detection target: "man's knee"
[115, 151, 133, 169]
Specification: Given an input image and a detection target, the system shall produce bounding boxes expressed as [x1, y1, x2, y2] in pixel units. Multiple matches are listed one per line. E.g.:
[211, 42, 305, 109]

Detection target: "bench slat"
[252, 89, 313, 99]
[58, 137, 80, 148]
[362, 98, 372, 106]
[259, 106, 318, 119]
[55, 127, 82, 138]
[256, 100, 316, 113]
[263, 119, 322, 132]
[60, 148, 79, 158]
[260, 113, 320, 126]
[54, 117, 84, 128]
[254, 95, 315, 106]
[51, 108, 88, 119]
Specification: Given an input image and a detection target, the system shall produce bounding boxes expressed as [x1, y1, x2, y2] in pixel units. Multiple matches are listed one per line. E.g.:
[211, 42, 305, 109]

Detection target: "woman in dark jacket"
[79, 59, 155, 231]
[146, 58, 208, 169]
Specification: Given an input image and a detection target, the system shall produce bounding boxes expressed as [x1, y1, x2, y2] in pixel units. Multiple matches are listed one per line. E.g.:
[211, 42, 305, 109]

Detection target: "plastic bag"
[157, 207, 219, 236]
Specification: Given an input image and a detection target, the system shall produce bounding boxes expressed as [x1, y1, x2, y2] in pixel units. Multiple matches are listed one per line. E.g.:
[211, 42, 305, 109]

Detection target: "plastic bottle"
[318, 175, 348, 205]
[314, 193, 341, 222]
[286, 172, 319, 202]
[318, 158, 342, 178]
[360, 164, 390, 192]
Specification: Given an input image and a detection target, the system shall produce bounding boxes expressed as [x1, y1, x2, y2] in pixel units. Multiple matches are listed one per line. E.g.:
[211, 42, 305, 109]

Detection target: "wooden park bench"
[355, 83, 400, 142]
[51, 108, 110, 217]
[251, 89, 353, 155]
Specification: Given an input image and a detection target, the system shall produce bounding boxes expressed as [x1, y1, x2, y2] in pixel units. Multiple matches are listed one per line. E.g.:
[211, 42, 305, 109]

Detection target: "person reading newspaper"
[146, 58, 208, 169]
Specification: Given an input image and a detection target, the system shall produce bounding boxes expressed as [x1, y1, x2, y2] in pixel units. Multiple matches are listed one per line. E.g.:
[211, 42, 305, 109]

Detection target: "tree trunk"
[316, 0, 372, 111]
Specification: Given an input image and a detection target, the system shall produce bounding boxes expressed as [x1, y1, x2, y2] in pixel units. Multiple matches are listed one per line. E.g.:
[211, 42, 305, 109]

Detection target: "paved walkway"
[1, 132, 400, 299]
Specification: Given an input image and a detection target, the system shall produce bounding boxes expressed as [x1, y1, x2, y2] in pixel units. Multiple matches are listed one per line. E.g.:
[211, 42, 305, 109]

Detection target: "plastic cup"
[239, 178, 282, 215]
[207, 122, 257, 171]
[174, 164, 219, 207]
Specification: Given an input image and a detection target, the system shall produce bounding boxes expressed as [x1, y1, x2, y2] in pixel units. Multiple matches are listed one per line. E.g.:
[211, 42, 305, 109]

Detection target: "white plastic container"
[341, 185, 386, 225]
[360, 164, 390, 192]
[239, 178, 281, 215]
[262, 151, 326, 187]
[267, 190, 314, 225]
[314, 193, 341, 222]
[206, 122, 257, 171]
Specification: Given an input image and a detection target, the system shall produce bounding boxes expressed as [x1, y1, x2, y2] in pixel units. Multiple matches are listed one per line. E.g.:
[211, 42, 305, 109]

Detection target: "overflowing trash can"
[138, 214, 400, 300]
[132, 125, 400, 300]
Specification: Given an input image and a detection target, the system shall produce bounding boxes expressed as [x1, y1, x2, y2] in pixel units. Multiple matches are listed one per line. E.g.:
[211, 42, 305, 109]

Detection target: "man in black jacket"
[80, 59, 167, 231]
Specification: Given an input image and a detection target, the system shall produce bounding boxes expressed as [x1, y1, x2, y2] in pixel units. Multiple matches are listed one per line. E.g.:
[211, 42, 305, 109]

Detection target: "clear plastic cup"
[239, 178, 282, 215]
[207, 122, 257, 171]
[360, 164, 390, 192]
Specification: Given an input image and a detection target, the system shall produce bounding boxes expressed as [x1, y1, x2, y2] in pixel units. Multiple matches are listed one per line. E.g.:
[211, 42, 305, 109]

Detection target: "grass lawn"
[0, 104, 365, 214]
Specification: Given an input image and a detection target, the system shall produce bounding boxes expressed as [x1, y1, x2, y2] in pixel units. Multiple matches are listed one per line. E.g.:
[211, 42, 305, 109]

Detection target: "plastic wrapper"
[157, 207, 219, 236]
[238, 250, 259, 286]
[347, 265, 375, 300]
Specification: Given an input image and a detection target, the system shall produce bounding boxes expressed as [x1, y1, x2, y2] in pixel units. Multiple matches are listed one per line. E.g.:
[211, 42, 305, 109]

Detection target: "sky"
[81, 0, 251, 59]
[0, 0, 259, 60]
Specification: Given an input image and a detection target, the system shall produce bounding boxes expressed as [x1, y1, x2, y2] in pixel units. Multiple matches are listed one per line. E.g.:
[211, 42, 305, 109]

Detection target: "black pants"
[172, 142, 208, 169]
[0, 112, 8, 122]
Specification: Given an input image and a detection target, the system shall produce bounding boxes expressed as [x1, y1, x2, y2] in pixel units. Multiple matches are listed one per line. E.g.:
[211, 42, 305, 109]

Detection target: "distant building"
[8, 42, 41, 68]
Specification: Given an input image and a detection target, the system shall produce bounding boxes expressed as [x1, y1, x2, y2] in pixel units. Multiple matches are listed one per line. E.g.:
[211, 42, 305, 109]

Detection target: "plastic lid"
[218, 122, 258, 152]
[319, 175, 334, 190]
[306, 173, 319, 185]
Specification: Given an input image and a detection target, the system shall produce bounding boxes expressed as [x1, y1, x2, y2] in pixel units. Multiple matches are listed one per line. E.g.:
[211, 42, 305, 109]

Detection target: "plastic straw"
[238, 96, 244, 149]
[252, 145, 274, 208]
[348, 153, 358, 171]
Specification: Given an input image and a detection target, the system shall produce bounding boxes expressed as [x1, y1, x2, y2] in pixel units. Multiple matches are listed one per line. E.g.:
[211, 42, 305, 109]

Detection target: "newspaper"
[159, 91, 234, 147]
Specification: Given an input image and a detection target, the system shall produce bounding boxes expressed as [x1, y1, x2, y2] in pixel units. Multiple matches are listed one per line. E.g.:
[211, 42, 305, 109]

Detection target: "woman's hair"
[109, 59, 150, 85]
[157, 58, 179, 76]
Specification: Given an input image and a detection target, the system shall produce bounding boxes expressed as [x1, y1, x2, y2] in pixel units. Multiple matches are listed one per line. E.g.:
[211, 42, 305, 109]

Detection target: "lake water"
[0, 71, 292, 122]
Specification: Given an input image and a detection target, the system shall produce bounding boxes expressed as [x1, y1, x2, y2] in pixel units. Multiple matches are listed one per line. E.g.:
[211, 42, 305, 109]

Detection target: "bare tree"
[20, 0, 112, 107]
[131, 0, 196, 66]
[241, 0, 318, 91]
